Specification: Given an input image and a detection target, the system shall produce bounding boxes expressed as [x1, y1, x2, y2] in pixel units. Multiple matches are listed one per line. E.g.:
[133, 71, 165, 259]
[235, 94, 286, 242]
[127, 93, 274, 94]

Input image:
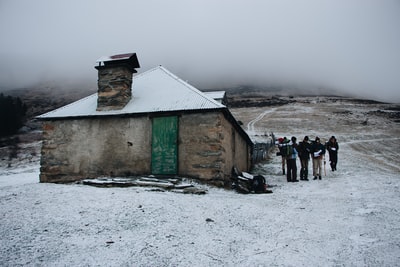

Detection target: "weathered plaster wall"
[40, 117, 151, 182]
[221, 115, 250, 175]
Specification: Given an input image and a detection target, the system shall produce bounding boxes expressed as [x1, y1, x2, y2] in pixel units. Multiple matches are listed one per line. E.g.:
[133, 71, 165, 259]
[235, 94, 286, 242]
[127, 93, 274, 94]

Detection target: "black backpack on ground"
[253, 175, 266, 193]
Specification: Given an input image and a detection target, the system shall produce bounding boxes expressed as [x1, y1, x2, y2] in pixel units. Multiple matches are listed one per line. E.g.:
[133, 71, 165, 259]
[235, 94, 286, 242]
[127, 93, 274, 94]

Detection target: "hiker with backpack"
[298, 136, 312, 181]
[311, 136, 326, 180]
[276, 137, 288, 175]
[326, 136, 339, 171]
[285, 136, 299, 182]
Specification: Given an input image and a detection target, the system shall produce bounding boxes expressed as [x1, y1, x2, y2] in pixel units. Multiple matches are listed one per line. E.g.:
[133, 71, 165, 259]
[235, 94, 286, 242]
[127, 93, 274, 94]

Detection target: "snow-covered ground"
[1, 96, 399, 266]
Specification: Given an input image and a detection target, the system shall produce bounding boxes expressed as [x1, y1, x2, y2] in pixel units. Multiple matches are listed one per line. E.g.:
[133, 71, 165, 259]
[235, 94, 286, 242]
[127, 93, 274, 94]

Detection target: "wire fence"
[252, 133, 276, 164]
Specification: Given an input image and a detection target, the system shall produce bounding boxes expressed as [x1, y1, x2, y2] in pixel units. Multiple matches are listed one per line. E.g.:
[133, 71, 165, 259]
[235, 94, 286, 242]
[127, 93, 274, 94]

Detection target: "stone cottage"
[38, 53, 254, 187]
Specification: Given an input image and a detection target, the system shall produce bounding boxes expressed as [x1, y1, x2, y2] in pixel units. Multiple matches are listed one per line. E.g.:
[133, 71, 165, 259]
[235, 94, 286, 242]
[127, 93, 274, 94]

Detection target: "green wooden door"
[151, 116, 178, 175]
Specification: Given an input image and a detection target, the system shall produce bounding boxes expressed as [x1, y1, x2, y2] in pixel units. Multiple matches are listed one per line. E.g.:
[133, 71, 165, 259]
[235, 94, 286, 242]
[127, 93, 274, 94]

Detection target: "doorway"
[151, 116, 178, 175]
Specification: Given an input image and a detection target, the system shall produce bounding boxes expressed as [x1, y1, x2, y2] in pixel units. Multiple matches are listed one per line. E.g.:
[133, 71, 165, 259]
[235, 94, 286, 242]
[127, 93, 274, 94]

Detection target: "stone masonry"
[40, 112, 251, 186]
[96, 66, 133, 111]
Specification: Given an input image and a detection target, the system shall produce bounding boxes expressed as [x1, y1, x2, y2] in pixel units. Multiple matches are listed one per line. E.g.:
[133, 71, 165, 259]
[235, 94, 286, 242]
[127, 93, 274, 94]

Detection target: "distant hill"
[0, 83, 390, 121]
[1, 85, 96, 119]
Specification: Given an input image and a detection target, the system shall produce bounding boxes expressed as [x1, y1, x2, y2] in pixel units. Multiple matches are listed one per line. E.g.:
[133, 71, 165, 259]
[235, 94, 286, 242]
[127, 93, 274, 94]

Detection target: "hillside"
[0, 85, 399, 170]
[2, 84, 399, 121]
[1, 84, 96, 118]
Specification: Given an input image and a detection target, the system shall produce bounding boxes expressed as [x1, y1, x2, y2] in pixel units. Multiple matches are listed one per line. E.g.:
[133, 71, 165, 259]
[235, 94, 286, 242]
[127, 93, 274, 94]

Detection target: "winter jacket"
[311, 142, 325, 159]
[298, 141, 312, 160]
[326, 141, 339, 154]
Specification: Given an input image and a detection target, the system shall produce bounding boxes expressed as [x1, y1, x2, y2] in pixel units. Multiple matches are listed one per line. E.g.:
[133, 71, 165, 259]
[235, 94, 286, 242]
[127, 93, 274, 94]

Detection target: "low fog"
[0, 0, 399, 102]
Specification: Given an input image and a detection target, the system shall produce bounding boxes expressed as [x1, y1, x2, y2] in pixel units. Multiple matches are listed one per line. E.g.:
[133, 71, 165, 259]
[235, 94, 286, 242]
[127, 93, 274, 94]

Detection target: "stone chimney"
[95, 53, 140, 111]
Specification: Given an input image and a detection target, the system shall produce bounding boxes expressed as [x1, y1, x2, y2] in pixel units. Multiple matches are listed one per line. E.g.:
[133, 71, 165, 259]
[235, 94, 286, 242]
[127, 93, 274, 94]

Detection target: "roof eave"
[37, 107, 227, 121]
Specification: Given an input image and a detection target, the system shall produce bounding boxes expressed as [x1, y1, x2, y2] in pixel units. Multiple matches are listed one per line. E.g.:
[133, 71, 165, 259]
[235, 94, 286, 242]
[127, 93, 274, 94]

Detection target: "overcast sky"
[0, 0, 399, 102]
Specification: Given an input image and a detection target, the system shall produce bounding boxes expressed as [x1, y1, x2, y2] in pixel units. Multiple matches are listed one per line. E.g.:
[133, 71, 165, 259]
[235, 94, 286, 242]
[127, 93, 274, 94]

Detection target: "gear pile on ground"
[231, 168, 273, 194]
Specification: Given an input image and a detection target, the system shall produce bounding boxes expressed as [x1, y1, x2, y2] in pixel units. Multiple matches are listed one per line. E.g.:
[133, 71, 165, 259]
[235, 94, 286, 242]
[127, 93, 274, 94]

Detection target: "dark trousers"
[330, 161, 337, 171]
[300, 158, 309, 179]
[286, 158, 297, 182]
[329, 152, 338, 171]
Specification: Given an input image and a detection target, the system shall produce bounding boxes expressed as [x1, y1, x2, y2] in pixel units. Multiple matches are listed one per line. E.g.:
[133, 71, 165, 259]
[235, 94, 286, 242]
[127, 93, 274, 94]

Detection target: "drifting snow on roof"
[204, 91, 226, 99]
[38, 66, 225, 119]
[96, 53, 135, 62]
[95, 53, 140, 70]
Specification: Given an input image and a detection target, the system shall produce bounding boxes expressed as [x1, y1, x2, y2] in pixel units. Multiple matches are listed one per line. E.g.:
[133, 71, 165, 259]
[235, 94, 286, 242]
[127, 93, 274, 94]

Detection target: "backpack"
[281, 143, 293, 157]
[253, 175, 266, 193]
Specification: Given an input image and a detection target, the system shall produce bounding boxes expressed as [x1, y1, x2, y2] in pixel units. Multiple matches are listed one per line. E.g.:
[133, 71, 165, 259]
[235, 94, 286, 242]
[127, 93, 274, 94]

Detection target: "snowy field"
[1, 96, 399, 266]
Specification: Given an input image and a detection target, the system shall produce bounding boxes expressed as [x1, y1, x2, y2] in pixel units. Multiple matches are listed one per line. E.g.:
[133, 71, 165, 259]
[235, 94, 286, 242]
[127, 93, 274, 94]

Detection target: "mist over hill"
[2, 80, 395, 123]
[0, 83, 96, 119]
[1, 1, 399, 104]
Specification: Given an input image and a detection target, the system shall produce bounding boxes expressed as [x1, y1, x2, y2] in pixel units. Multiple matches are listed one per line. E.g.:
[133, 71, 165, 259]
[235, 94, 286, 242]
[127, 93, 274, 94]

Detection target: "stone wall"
[222, 114, 251, 175]
[40, 112, 252, 185]
[96, 66, 133, 111]
[40, 117, 151, 182]
[178, 112, 251, 186]
[179, 113, 225, 184]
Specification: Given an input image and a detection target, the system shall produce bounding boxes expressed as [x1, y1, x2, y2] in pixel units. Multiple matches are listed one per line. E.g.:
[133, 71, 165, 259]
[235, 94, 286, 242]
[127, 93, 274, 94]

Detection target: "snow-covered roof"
[38, 66, 225, 119]
[96, 53, 135, 63]
[204, 91, 226, 104]
[204, 91, 226, 100]
[95, 53, 140, 71]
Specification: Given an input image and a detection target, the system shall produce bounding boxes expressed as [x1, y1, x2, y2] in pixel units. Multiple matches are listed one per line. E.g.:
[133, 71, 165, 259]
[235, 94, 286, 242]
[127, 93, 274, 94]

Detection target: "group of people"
[277, 135, 339, 182]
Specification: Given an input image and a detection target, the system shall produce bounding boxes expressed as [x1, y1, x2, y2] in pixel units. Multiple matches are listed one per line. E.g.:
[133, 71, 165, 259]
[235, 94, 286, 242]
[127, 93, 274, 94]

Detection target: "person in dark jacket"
[311, 136, 325, 180]
[277, 137, 288, 175]
[286, 136, 299, 182]
[298, 136, 312, 181]
[326, 136, 339, 171]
